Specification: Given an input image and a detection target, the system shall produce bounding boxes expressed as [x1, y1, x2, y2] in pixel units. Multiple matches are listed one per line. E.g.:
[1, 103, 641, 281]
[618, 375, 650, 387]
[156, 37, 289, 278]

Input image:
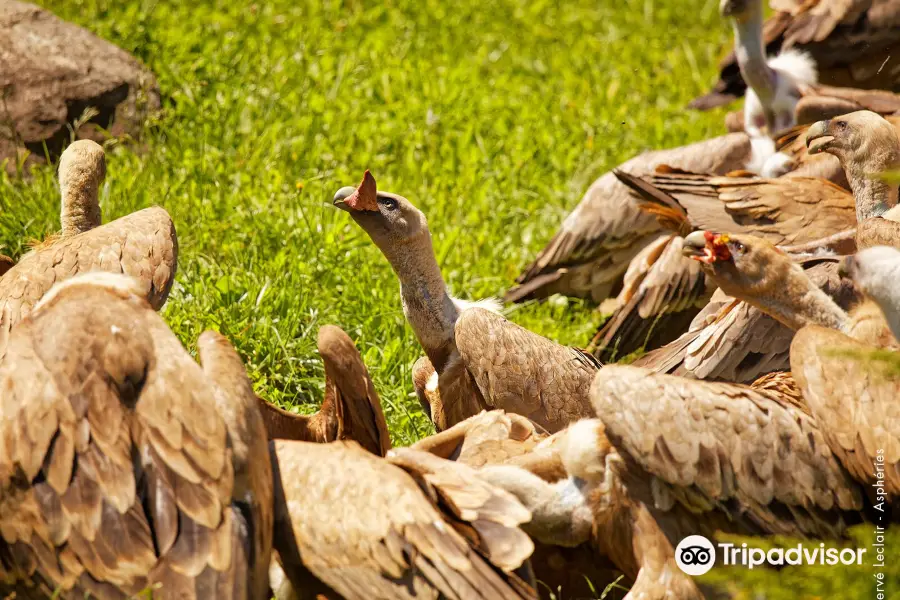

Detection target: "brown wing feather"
[255, 395, 320, 441]
[641, 172, 856, 245]
[269, 440, 536, 600]
[196, 331, 274, 598]
[790, 326, 900, 497]
[635, 261, 859, 383]
[0, 207, 177, 360]
[412, 355, 437, 421]
[505, 134, 753, 303]
[589, 234, 711, 361]
[0, 278, 269, 599]
[857, 215, 900, 250]
[454, 308, 598, 432]
[319, 325, 392, 457]
[251, 327, 392, 456]
[590, 172, 855, 362]
[750, 370, 805, 407]
[386, 448, 534, 570]
[591, 365, 864, 540]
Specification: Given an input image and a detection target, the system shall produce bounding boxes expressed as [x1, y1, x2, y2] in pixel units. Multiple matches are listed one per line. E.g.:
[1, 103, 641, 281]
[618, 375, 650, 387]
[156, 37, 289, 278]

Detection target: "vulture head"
[682, 230, 793, 301]
[333, 171, 430, 260]
[58, 140, 106, 236]
[806, 111, 900, 174]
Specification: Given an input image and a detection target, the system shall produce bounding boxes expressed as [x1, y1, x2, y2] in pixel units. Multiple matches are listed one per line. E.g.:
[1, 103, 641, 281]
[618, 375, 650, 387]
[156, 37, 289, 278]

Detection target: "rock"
[0, 0, 160, 172]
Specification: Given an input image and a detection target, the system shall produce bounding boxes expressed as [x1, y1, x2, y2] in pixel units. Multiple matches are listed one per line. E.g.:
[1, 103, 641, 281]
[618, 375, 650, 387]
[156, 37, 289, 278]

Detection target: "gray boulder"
[0, 0, 160, 172]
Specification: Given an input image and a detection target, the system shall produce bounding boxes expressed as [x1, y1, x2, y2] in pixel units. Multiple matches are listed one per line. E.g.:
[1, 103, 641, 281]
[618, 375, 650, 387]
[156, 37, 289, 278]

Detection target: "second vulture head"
[333, 171, 429, 260]
[681, 230, 790, 300]
[805, 110, 900, 171]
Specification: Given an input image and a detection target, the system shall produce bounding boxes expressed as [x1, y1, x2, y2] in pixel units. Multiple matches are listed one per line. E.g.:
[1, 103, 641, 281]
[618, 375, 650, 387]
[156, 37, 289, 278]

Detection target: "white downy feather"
[451, 295, 504, 315]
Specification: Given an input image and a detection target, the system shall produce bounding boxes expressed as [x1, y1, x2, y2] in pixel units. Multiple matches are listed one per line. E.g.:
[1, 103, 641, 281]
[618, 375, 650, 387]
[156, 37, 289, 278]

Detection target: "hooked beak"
[332, 186, 356, 211]
[805, 120, 834, 155]
[332, 170, 379, 212]
[682, 230, 710, 260]
[682, 230, 730, 264]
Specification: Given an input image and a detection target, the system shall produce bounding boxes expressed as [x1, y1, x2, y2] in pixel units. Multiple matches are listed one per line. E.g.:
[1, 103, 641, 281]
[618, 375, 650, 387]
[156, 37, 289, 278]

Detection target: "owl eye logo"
[675, 535, 716, 576]
[679, 546, 712, 565]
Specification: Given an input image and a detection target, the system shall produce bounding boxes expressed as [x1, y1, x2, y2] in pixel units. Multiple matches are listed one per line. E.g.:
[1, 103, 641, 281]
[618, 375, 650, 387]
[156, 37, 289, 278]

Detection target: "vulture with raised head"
[0, 274, 272, 599]
[692, 0, 900, 112]
[0, 140, 177, 359]
[632, 260, 856, 383]
[334, 172, 600, 433]
[268, 440, 537, 600]
[255, 325, 391, 457]
[502, 112, 886, 318]
[682, 230, 898, 345]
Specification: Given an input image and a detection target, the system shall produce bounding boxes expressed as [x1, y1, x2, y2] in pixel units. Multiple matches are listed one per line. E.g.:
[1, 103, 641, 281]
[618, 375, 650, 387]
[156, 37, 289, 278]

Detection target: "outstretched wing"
[454, 308, 599, 432]
[504, 134, 752, 303]
[589, 233, 711, 361]
[635, 260, 857, 383]
[640, 171, 856, 246]
[319, 325, 392, 457]
[790, 325, 900, 497]
[634, 289, 796, 382]
[591, 365, 863, 540]
[270, 440, 536, 600]
[591, 171, 855, 363]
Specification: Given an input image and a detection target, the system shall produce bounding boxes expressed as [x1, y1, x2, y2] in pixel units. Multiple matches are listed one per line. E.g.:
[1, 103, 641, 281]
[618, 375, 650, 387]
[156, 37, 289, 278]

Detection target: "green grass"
[702, 526, 900, 599]
[0, 0, 734, 445]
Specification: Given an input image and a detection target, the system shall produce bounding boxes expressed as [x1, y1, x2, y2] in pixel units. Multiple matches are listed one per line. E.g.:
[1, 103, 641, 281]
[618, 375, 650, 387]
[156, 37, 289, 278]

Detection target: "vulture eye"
[732, 241, 746, 254]
[835, 121, 847, 131]
[380, 197, 398, 210]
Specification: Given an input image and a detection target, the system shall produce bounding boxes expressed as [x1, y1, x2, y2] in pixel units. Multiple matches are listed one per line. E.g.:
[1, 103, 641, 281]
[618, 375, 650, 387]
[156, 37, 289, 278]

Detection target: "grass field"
[4, 2, 900, 598]
[2, 0, 733, 444]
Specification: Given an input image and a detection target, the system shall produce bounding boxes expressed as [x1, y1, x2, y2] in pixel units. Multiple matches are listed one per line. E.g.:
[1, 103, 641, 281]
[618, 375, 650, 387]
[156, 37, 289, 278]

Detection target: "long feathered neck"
[848, 173, 898, 222]
[60, 178, 101, 237]
[383, 230, 458, 368]
[749, 263, 851, 334]
[732, 5, 777, 105]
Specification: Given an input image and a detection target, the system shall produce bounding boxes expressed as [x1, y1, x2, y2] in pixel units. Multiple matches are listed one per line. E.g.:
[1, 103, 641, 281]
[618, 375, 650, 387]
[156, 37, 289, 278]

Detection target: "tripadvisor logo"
[675, 535, 867, 576]
[675, 536, 716, 576]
